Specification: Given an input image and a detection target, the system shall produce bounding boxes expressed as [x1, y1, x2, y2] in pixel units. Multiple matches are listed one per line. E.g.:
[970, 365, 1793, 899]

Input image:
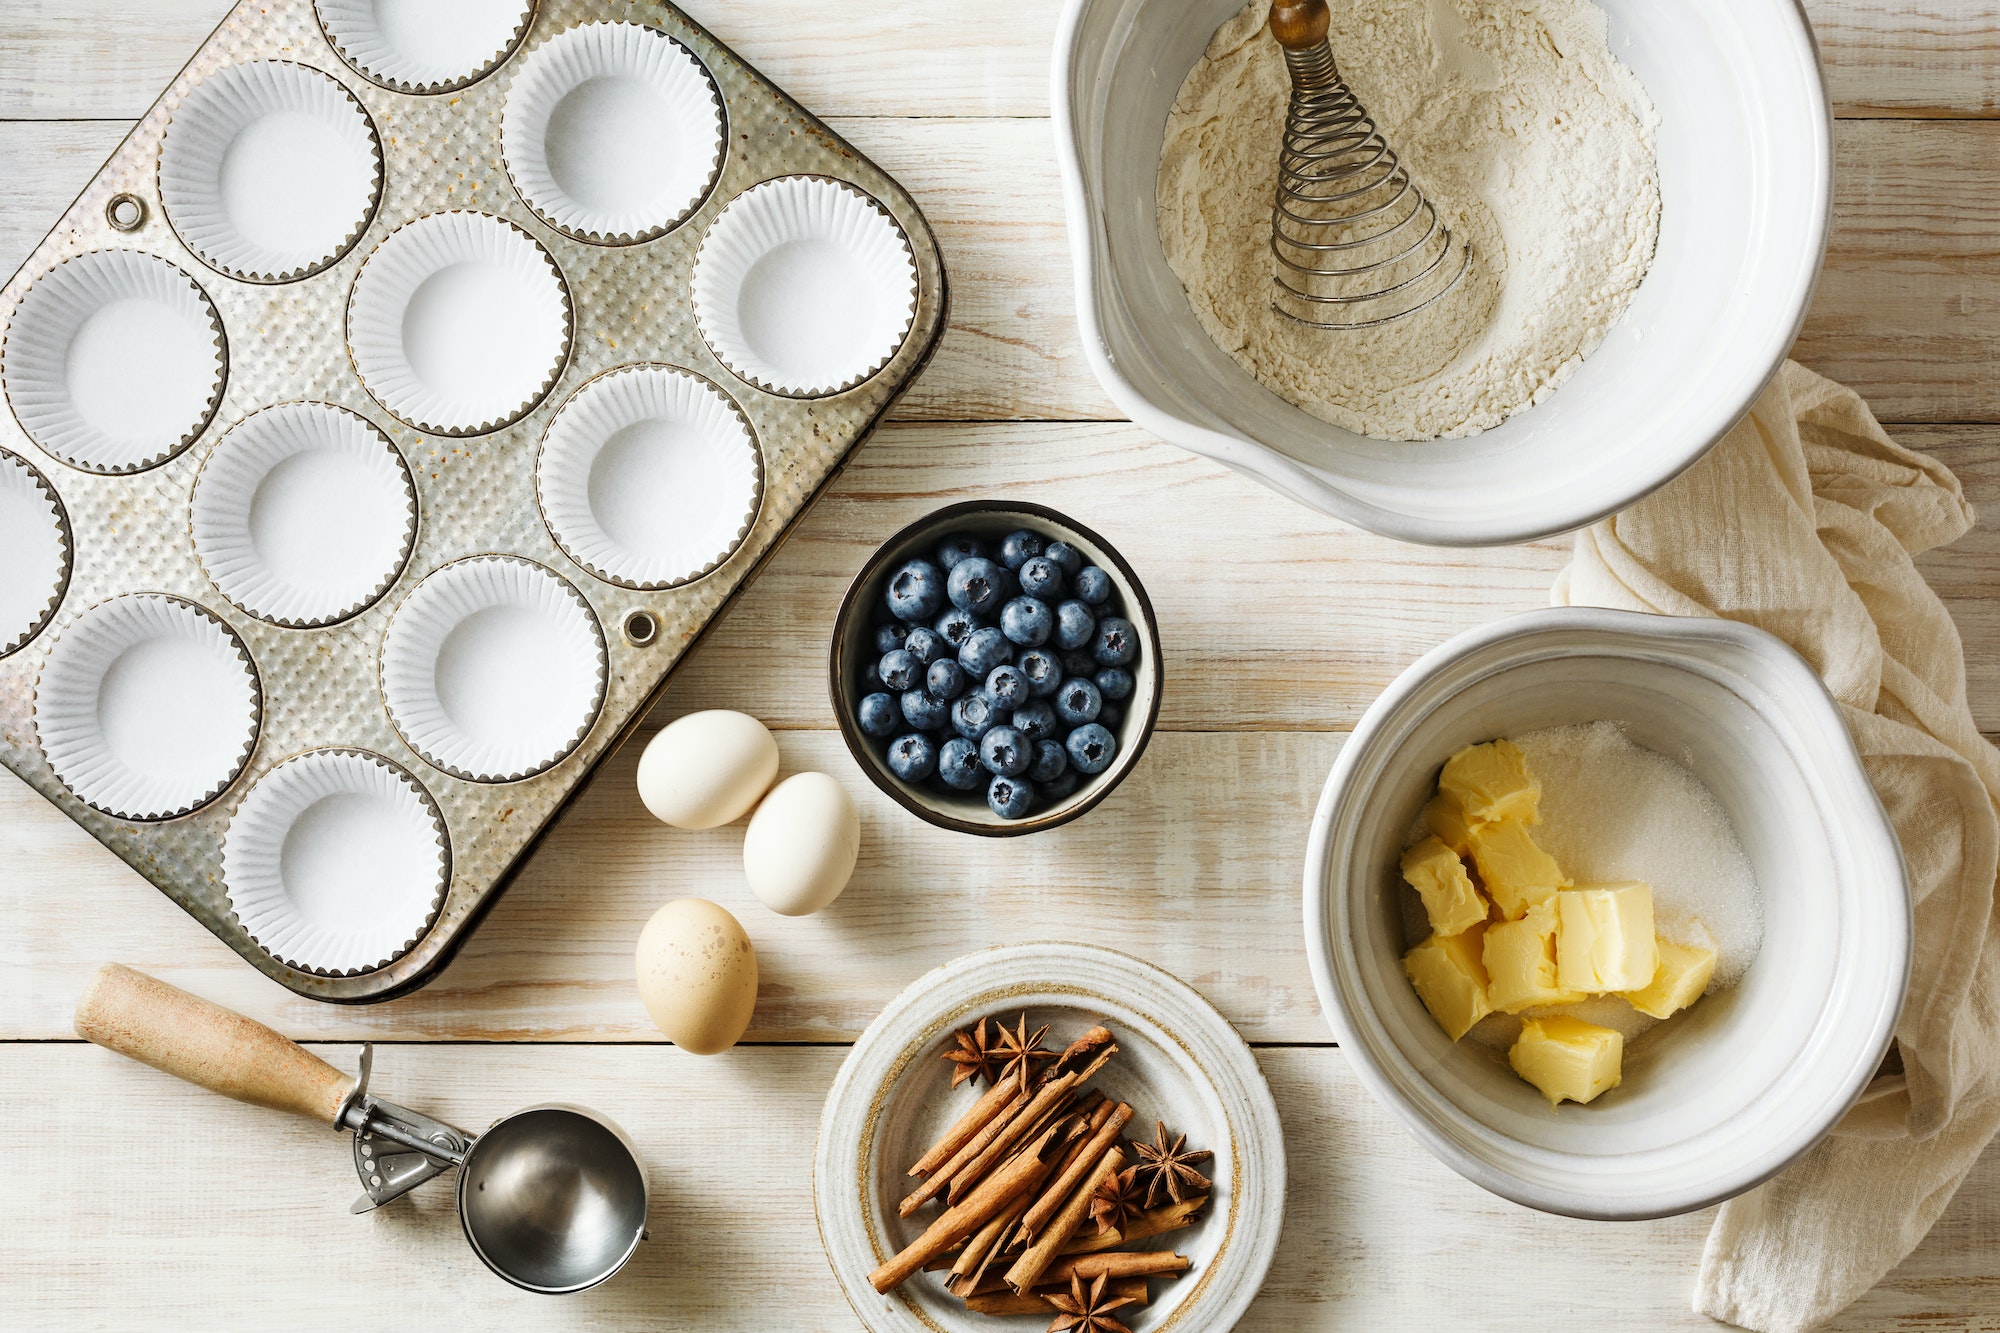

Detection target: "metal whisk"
[1268, 0, 1469, 329]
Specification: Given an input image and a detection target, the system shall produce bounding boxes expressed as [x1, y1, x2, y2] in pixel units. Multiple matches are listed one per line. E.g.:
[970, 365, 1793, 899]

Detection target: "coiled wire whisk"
[1268, 0, 1469, 329]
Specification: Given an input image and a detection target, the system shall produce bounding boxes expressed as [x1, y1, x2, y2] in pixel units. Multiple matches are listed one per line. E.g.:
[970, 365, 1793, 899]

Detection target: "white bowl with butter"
[1302, 608, 1909, 1219]
[1052, 0, 1830, 546]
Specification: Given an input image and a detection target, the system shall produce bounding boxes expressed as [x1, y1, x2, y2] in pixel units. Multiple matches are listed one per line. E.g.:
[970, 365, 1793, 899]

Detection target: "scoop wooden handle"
[1269, 0, 1330, 49]
[73, 963, 354, 1126]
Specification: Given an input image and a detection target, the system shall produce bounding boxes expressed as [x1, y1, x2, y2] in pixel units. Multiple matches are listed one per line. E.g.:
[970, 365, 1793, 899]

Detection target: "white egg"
[743, 771, 860, 916]
[634, 897, 758, 1054]
[636, 709, 778, 829]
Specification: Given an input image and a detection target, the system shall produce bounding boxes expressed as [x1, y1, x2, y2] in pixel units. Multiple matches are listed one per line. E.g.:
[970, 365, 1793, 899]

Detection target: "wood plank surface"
[4, 1042, 1995, 1331]
[3, 0, 1997, 122]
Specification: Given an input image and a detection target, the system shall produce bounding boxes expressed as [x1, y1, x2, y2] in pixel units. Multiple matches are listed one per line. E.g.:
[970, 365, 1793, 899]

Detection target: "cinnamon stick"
[1005, 1145, 1125, 1293]
[1037, 1249, 1191, 1288]
[943, 1071, 1078, 1204]
[963, 1276, 1149, 1317]
[901, 1081, 1032, 1216]
[869, 1124, 1062, 1294]
[1018, 1100, 1133, 1239]
[1061, 1195, 1207, 1255]
[909, 1067, 1021, 1177]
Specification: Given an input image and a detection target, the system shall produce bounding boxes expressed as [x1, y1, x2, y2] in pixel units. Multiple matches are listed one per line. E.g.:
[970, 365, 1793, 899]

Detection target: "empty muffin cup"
[537, 365, 762, 588]
[347, 211, 572, 436]
[35, 594, 260, 820]
[2, 250, 227, 472]
[691, 176, 918, 397]
[191, 402, 417, 626]
[315, 0, 535, 94]
[224, 748, 449, 974]
[159, 60, 383, 282]
[0, 451, 70, 656]
[502, 22, 724, 244]
[380, 556, 606, 782]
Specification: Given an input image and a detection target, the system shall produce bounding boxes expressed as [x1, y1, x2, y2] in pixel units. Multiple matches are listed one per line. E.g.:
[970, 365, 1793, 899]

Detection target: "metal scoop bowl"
[76, 964, 648, 1294]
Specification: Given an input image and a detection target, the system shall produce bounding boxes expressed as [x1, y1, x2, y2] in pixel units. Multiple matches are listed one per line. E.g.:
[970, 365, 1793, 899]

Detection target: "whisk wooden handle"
[1269, 0, 1329, 50]
[74, 963, 354, 1125]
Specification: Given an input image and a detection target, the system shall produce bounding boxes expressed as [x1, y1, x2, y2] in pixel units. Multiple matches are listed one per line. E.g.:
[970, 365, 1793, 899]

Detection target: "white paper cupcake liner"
[224, 748, 448, 975]
[691, 175, 919, 397]
[536, 365, 762, 589]
[346, 210, 572, 436]
[2, 250, 227, 473]
[191, 402, 417, 626]
[379, 556, 606, 782]
[502, 22, 724, 244]
[159, 60, 384, 283]
[315, 0, 535, 95]
[0, 451, 71, 657]
[35, 594, 260, 820]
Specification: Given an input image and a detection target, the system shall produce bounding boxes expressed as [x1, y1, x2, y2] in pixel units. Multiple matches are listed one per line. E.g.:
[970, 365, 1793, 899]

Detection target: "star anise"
[1045, 1271, 1136, 1333]
[1131, 1120, 1213, 1208]
[990, 1012, 1056, 1089]
[1088, 1164, 1148, 1235]
[940, 1017, 1005, 1088]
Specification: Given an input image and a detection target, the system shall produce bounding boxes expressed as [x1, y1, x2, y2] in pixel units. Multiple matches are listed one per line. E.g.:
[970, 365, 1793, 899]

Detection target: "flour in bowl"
[1158, 0, 1661, 441]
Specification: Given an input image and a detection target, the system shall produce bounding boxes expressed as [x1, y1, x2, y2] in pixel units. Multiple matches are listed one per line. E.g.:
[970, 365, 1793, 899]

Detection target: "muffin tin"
[0, 0, 947, 1000]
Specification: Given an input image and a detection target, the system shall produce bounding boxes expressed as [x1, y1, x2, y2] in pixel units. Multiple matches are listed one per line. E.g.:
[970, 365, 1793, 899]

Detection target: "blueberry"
[878, 649, 919, 692]
[1017, 556, 1064, 600]
[886, 559, 945, 622]
[1054, 676, 1102, 727]
[980, 725, 1030, 777]
[938, 737, 984, 790]
[934, 606, 978, 649]
[1094, 666, 1134, 701]
[1000, 596, 1054, 648]
[926, 658, 967, 701]
[1044, 541, 1084, 578]
[1018, 649, 1062, 697]
[902, 688, 950, 732]
[887, 733, 938, 781]
[1066, 722, 1117, 775]
[873, 622, 908, 655]
[987, 773, 1033, 819]
[1061, 650, 1098, 679]
[936, 534, 985, 569]
[1040, 768, 1081, 802]
[1029, 737, 1068, 783]
[986, 664, 1029, 710]
[1012, 699, 1057, 741]
[959, 626, 1013, 678]
[998, 529, 1045, 571]
[904, 626, 948, 665]
[857, 692, 900, 737]
[1053, 600, 1096, 651]
[947, 557, 1007, 617]
[1073, 565, 1113, 606]
[952, 690, 1001, 741]
[1098, 701, 1124, 730]
[1091, 617, 1138, 667]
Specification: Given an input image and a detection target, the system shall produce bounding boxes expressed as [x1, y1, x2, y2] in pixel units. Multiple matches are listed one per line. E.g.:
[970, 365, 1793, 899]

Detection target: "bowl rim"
[827, 499, 1164, 836]
[1300, 606, 1912, 1219]
[1049, 0, 1835, 548]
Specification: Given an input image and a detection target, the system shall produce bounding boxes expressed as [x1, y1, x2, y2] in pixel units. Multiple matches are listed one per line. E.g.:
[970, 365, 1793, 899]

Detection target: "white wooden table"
[4, 3, 1998, 1327]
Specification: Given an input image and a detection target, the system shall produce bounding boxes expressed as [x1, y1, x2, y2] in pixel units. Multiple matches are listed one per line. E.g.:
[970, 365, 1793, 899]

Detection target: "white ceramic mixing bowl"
[1302, 608, 1908, 1219]
[1052, 0, 1831, 546]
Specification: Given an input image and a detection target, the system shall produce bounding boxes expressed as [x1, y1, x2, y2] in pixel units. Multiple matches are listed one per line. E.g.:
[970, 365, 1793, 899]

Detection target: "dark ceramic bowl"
[829, 500, 1162, 836]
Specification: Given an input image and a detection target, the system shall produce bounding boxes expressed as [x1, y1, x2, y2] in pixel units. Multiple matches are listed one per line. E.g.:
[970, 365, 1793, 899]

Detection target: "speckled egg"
[636, 709, 779, 829]
[634, 897, 758, 1054]
[744, 771, 860, 916]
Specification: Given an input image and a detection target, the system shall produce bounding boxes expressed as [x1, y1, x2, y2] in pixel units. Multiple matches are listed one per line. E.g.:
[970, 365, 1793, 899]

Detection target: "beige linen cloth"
[1550, 360, 2000, 1331]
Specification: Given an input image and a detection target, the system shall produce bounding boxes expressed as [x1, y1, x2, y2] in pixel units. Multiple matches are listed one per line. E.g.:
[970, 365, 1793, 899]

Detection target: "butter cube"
[1404, 928, 1492, 1042]
[1440, 739, 1541, 824]
[1482, 901, 1586, 1013]
[1424, 789, 1482, 857]
[1555, 883, 1659, 993]
[1509, 1015, 1624, 1106]
[1467, 819, 1567, 919]
[1621, 933, 1718, 1019]
[1401, 836, 1489, 937]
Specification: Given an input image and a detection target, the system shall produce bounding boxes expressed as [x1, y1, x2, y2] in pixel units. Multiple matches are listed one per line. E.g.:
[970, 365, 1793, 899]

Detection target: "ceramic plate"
[814, 943, 1285, 1331]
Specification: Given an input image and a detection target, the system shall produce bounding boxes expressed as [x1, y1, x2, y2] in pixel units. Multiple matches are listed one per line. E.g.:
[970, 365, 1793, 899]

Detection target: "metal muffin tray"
[0, 0, 947, 1001]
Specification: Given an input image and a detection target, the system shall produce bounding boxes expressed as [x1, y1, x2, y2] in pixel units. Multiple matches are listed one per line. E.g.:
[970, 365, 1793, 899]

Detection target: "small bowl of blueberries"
[829, 500, 1162, 835]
